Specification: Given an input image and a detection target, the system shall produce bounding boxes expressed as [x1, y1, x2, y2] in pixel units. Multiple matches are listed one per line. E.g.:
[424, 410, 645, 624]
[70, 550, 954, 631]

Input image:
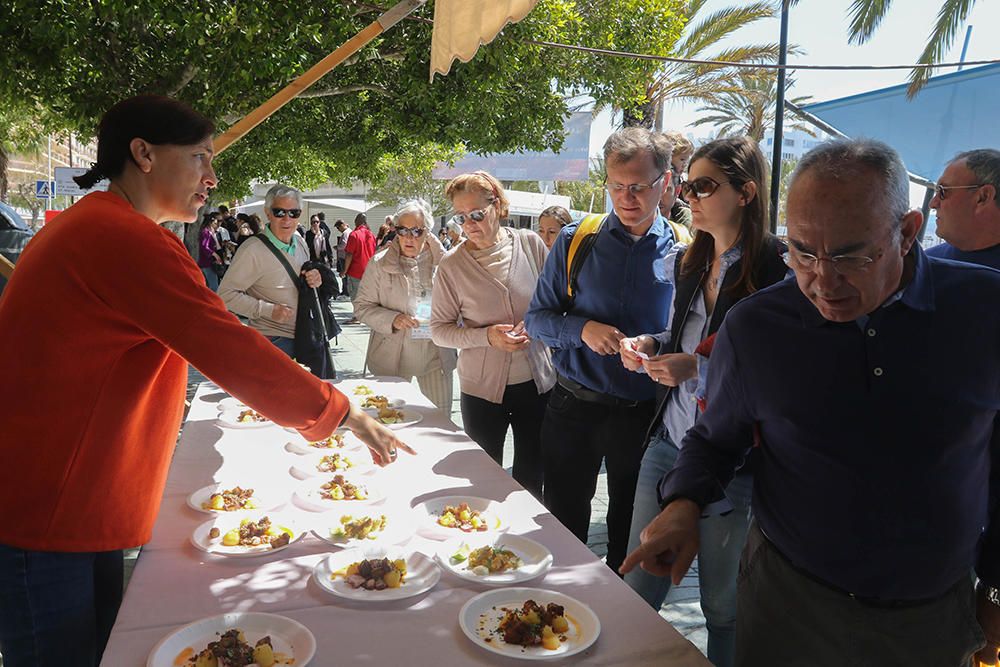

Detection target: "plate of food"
[352, 383, 375, 396]
[284, 432, 365, 456]
[355, 393, 406, 412]
[293, 475, 384, 512]
[310, 510, 413, 549]
[437, 534, 553, 586]
[313, 546, 440, 601]
[459, 588, 600, 660]
[186, 484, 283, 514]
[217, 408, 273, 429]
[216, 397, 248, 413]
[146, 611, 315, 667]
[190, 513, 302, 557]
[412, 496, 506, 541]
[373, 407, 422, 429]
[289, 450, 374, 479]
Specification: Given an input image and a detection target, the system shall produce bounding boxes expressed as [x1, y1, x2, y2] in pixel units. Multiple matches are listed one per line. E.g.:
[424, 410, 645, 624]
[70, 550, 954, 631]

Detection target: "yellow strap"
[667, 219, 693, 245]
[566, 214, 607, 298]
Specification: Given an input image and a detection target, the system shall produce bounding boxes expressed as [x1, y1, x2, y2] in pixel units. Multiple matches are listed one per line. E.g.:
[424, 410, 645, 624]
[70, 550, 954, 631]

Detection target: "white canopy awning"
[505, 190, 572, 217]
[303, 197, 376, 212]
[232, 200, 264, 210]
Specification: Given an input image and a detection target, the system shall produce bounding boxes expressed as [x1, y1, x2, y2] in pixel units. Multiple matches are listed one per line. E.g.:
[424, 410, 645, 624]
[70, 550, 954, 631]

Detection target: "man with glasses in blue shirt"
[622, 139, 1000, 665]
[525, 127, 679, 574]
[926, 149, 1000, 270]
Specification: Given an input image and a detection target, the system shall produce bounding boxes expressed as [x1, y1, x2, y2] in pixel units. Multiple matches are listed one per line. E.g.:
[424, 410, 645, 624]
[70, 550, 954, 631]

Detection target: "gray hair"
[603, 127, 673, 174]
[953, 148, 1000, 207]
[790, 138, 910, 224]
[445, 220, 462, 236]
[392, 198, 434, 229]
[264, 183, 302, 211]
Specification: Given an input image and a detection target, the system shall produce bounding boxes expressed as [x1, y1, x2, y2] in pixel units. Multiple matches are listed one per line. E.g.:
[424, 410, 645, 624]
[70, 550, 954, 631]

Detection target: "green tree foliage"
[367, 142, 464, 217]
[0, 0, 684, 200]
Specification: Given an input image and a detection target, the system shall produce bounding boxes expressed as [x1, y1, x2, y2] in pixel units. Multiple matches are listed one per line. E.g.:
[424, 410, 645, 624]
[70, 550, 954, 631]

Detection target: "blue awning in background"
[802, 63, 1000, 181]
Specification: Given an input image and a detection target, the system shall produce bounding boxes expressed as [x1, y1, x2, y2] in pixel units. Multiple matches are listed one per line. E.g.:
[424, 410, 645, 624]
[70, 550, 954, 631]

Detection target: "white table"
[101, 377, 710, 666]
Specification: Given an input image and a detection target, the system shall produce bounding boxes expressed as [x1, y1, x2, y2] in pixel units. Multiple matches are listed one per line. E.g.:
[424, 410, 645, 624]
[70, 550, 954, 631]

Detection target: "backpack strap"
[255, 235, 301, 287]
[566, 213, 607, 300]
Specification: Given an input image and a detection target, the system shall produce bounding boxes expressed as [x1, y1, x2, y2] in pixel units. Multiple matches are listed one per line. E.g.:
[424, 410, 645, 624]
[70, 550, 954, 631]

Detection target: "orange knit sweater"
[0, 192, 348, 551]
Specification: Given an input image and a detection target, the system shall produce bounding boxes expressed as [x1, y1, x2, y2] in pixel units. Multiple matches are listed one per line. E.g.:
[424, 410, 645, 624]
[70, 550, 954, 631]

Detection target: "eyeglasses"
[395, 226, 426, 238]
[781, 230, 895, 275]
[604, 172, 665, 196]
[450, 199, 495, 226]
[270, 207, 302, 219]
[679, 177, 731, 200]
[934, 183, 985, 200]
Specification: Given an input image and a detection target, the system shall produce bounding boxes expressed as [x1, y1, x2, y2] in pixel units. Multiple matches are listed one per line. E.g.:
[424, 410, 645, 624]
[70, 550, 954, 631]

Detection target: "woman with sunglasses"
[354, 199, 455, 410]
[0, 95, 409, 667]
[431, 172, 556, 498]
[618, 136, 788, 667]
[219, 184, 317, 358]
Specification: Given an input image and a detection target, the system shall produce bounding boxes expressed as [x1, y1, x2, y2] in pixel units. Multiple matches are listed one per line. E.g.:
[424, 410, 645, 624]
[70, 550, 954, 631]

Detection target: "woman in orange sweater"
[0, 95, 412, 667]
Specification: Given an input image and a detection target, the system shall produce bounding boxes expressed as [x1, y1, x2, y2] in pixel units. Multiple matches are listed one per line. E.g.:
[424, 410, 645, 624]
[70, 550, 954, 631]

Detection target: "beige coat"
[431, 229, 555, 404]
[354, 235, 456, 378]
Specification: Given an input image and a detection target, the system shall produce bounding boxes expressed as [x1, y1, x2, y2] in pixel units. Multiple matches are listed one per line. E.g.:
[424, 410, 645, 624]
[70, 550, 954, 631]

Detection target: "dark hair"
[73, 95, 215, 189]
[317, 211, 326, 221]
[354, 213, 367, 227]
[200, 214, 216, 231]
[247, 214, 263, 234]
[681, 136, 770, 296]
[539, 205, 571, 227]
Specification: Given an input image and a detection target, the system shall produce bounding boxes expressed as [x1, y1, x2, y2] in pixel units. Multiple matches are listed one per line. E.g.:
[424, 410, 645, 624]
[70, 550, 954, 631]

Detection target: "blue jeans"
[624, 433, 752, 667]
[266, 335, 295, 358]
[0, 544, 123, 667]
[201, 266, 219, 291]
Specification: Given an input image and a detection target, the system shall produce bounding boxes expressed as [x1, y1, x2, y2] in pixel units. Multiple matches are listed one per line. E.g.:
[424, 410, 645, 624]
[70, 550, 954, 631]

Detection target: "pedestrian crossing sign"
[35, 180, 56, 199]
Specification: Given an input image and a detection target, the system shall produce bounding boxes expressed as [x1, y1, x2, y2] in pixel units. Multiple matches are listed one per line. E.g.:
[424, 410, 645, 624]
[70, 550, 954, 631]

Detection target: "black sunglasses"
[271, 207, 302, 219]
[395, 226, 426, 238]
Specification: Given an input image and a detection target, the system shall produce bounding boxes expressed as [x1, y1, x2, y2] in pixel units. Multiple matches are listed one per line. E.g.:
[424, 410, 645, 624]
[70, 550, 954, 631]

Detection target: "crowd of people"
[0, 92, 998, 667]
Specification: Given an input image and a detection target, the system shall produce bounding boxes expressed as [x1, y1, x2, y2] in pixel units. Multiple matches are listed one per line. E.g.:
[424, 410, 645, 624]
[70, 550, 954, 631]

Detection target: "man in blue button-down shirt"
[525, 127, 677, 573]
[621, 139, 1000, 665]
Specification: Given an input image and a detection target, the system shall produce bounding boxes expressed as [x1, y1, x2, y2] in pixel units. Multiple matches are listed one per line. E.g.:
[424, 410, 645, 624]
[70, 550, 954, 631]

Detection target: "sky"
[587, 0, 1000, 157]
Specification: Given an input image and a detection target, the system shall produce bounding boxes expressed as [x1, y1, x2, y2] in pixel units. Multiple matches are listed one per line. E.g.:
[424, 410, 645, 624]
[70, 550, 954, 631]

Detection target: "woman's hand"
[343, 403, 415, 466]
[620, 335, 656, 371]
[272, 304, 295, 323]
[643, 353, 697, 387]
[487, 323, 530, 352]
[393, 313, 419, 331]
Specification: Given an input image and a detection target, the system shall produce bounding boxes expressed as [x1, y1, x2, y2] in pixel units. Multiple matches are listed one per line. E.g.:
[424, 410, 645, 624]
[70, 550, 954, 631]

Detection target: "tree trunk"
[621, 99, 656, 128]
[0, 146, 8, 202]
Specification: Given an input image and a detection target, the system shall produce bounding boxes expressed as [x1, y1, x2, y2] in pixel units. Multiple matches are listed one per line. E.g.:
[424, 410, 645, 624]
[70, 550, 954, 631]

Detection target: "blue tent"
[801, 62, 1000, 181]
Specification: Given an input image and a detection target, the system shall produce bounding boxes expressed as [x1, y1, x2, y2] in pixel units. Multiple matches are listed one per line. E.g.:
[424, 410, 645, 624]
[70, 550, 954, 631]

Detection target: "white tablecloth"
[101, 377, 709, 666]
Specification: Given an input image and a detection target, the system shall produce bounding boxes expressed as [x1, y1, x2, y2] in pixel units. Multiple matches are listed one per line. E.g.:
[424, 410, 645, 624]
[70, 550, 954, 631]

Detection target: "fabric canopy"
[802, 63, 1000, 181]
[303, 198, 376, 212]
[430, 0, 539, 80]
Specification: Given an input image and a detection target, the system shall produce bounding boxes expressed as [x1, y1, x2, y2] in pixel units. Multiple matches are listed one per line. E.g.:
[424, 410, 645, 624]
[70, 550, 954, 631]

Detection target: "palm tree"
[611, 0, 792, 128]
[793, 0, 979, 97]
[691, 71, 814, 141]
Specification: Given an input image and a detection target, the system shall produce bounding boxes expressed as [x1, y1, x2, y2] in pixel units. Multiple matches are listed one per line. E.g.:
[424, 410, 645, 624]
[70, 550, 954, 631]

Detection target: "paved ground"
[117, 297, 710, 659]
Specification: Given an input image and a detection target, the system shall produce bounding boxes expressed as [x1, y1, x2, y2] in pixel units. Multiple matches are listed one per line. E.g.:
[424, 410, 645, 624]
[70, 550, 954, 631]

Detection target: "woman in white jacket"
[354, 199, 455, 411]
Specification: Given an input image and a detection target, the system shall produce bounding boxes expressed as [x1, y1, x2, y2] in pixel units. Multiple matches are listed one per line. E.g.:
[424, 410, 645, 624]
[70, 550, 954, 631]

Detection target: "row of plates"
[215, 395, 423, 430]
[148, 584, 601, 665]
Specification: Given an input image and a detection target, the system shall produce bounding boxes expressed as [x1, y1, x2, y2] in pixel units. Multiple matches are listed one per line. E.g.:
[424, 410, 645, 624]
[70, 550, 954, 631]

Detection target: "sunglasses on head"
[395, 226, 426, 238]
[271, 207, 302, 219]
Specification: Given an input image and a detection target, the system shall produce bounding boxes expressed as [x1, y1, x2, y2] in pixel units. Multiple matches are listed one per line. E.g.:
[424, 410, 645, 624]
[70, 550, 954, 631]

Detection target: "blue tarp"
[801, 62, 1000, 181]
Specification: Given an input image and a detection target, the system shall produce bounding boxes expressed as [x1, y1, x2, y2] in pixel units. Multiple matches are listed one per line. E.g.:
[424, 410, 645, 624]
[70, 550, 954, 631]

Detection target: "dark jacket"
[294, 261, 342, 379]
[306, 229, 333, 264]
[644, 234, 788, 446]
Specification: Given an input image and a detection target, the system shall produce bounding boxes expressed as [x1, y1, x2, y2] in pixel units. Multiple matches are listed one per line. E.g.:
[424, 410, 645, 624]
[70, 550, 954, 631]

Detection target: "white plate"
[310, 509, 414, 549]
[437, 534, 553, 586]
[459, 587, 601, 660]
[289, 450, 375, 479]
[353, 394, 406, 411]
[375, 409, 422, 429]
[285, 432, 366, 456]
[186, 483, 284, 514]
[293, 476, 385, 512]
[217, 408, 274, 429]
[216, 397, 248, 413]
[313, 546, 440, 601]
[146, 611, 315, 667]
[413, 495, 506, 541]
[190, 512, 302, 557]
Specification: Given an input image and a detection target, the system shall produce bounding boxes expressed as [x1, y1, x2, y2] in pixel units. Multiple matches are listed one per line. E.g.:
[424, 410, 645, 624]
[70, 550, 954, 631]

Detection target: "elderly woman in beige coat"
[354, 199, 455, 411]
[431, 172, 555, 498]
